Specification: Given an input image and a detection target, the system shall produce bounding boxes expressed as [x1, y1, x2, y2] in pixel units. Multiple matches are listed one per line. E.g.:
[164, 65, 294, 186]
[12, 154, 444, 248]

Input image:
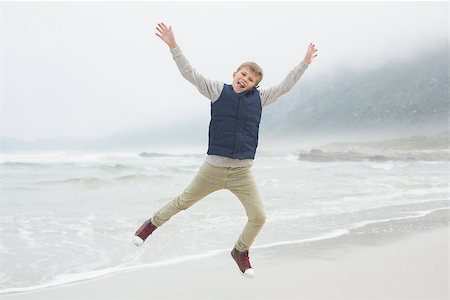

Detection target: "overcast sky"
[0, 1, 447, 140]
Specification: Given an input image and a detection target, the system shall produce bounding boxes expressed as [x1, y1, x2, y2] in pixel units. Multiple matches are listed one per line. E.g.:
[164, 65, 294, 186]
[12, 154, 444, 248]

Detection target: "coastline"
[1, 224, 448, 300]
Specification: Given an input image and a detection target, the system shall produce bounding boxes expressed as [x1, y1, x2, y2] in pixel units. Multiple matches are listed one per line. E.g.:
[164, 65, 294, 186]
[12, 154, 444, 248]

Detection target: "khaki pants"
[151, 161, 266, 252]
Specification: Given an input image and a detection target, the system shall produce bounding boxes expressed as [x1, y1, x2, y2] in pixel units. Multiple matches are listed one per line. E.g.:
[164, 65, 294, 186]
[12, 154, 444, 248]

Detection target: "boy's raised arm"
[155, 22, 223, 102]
[260, 43, 318, 107]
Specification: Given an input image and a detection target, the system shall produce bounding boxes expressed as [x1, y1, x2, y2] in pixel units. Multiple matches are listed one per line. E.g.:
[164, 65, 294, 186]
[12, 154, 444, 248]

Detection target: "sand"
[1, 227, 448, 300]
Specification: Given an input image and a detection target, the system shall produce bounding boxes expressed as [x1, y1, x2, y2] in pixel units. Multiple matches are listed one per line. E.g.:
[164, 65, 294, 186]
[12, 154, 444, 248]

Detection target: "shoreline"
[1, 225, 448, 300]
[2, 206, 448, 296]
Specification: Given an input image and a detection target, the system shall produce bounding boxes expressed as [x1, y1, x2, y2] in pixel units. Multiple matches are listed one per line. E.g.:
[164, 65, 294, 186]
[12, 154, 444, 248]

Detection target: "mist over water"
[0, 1, 447, 141]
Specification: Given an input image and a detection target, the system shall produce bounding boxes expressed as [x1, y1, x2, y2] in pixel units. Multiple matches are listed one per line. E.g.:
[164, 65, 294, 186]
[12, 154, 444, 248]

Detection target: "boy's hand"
[155, 22, 178, 49]
[304, 43, 318, 65]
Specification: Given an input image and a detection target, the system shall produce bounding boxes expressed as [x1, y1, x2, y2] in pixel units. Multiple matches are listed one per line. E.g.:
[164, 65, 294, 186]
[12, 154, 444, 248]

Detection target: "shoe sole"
[132, 235, 144, 247]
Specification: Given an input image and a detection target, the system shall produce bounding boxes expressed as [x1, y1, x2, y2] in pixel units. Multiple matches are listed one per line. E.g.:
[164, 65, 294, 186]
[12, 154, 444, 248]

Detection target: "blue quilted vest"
[207, 84, 262, 159]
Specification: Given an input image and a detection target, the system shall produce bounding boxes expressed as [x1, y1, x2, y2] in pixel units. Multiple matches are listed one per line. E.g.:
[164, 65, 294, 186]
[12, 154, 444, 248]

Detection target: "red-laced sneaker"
[231, 248, 255, 278]
[133, 219, 157, 247]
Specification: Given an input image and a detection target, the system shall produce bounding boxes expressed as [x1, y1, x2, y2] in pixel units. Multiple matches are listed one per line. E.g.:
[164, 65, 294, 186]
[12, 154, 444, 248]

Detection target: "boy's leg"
[134, 161, 225, 246]
[151, 161, 226, 227]
[227, 167, 266, 252]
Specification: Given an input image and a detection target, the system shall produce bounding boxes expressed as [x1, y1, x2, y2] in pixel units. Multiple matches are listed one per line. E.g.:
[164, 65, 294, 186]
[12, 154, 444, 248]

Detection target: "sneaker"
[133, 219, 157, 247]
[231, 248, 255, 278]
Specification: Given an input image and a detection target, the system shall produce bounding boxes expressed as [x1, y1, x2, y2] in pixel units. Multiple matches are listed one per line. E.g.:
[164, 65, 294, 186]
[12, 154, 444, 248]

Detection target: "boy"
[134, 22, 318, 278]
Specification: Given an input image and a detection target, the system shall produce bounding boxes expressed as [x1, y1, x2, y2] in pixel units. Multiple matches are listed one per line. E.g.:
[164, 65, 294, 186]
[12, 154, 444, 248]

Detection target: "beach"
[1, 225, 448, 300]
[0, 152, 448, 299]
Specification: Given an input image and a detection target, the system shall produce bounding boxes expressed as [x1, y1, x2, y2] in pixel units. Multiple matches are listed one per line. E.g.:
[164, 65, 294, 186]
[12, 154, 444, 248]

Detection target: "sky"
[0, 1, 447, 140]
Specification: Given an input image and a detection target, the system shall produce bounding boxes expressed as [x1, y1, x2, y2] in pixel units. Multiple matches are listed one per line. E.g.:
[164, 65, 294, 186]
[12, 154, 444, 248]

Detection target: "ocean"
[0, 151, 448, 294]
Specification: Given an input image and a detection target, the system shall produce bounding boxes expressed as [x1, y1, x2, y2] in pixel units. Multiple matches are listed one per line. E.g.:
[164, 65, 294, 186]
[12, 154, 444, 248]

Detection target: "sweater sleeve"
[170, 47, 224, 102]
[259, 61, 309, 107]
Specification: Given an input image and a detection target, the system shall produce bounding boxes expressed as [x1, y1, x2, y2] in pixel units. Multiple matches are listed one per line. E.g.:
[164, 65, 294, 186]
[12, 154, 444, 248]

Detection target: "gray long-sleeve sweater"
[170, 47, 309, 167]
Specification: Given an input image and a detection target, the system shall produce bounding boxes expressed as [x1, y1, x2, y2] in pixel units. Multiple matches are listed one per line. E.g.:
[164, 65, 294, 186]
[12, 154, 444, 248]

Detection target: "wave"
[350, 207, 449, 229]
[114, 174, 172, 183]
[92, 163, 142, 172]
[298, 149, 450, 162]
[36, 177, 104, 188]
[1, 161, 140, 171]
[0, 162, 51, 169]
[34, 174, 172, 188]
[139, 152, 203, 158]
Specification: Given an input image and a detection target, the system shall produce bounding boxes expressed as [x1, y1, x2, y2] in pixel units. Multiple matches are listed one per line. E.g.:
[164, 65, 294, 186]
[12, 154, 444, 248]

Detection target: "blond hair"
[237, 62, 263, 85]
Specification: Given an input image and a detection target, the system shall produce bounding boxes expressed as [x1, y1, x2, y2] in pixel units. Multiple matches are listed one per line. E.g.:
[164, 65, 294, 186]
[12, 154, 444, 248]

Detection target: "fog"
[0, 1, 447, 141]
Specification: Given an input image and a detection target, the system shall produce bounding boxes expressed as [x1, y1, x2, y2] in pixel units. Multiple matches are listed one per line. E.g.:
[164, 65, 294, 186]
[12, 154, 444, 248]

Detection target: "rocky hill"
[261, 46, 448, 143]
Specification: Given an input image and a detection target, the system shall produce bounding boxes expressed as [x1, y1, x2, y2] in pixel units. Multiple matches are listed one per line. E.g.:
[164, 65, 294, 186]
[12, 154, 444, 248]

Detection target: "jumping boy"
[134, 22, 318, 278]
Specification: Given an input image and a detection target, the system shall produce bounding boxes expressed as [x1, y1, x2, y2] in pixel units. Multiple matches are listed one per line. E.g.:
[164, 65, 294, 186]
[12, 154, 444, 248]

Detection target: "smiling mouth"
[238, 81, 246, 89]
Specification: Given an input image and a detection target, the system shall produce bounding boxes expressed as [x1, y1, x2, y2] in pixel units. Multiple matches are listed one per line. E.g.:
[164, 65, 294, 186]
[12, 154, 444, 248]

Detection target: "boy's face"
[232, 67, 260, 93]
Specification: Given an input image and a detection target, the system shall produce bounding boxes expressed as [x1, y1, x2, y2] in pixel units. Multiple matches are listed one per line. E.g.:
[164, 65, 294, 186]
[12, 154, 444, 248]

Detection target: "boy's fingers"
[156, 23, 164, 31]
[156, 23, 171, 34]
